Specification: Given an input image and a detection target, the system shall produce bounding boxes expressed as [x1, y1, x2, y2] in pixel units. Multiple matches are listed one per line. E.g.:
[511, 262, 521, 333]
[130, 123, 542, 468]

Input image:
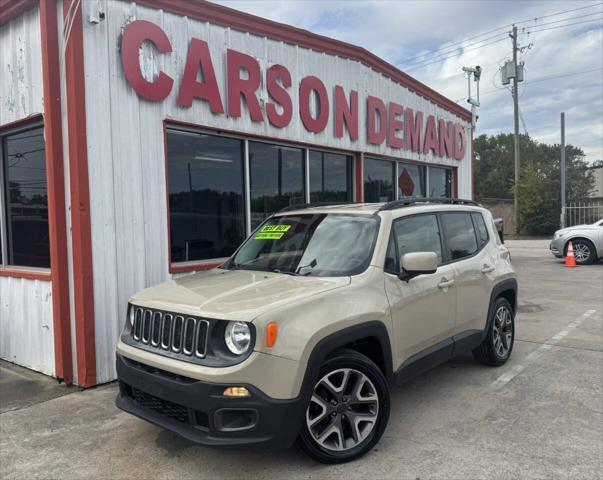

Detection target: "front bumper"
[550, 238, 564, 258]
[115, 353, 307, 449]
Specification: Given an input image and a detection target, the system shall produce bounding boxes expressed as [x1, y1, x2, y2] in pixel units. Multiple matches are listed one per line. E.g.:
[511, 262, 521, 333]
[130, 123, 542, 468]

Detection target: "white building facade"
[0, 0, 473, 386]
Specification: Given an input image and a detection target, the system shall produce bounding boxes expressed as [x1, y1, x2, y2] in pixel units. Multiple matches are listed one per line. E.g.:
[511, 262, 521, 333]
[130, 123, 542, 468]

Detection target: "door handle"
[481, 264, 495, 273]
[437, 277, 454, 289]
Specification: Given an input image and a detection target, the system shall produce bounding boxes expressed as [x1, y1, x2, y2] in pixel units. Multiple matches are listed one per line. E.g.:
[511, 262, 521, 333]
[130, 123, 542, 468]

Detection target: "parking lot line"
[490, 309, 597, 389]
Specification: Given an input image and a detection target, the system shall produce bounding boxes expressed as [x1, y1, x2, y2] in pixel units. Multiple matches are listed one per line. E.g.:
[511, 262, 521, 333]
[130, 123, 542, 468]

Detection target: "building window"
[309, 150, 353, 202]
[397, 162, 426, 198]
[428, 166, 452, 198]
[364, 157, 395, 202]
[1, 126, 50, 268]
[166, 129, 245, 262]
[249, 141, 305, 228]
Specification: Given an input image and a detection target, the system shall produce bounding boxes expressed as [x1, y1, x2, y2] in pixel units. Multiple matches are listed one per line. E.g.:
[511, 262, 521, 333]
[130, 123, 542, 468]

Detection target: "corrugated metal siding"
[83, 0, 472, 382]
[0, 6, 43, 125]
[0, 277, 55, 375]
[0, 7, 55, 376]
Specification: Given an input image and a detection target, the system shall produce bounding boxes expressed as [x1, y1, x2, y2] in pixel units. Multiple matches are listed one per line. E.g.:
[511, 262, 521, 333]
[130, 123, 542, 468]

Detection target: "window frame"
[164, 122, 357, 272]
[0, 118, 52, 276]
[471, 212, 490, 248]
[438, 211, 483, 264]
[385, 210, 489, 273]
[384, 212, 446, 274]
[364, 154, 454, 202]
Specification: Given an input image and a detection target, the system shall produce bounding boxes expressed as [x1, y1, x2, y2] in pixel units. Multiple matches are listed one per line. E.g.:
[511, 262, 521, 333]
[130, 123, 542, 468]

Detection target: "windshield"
[225, 214, 379, 276]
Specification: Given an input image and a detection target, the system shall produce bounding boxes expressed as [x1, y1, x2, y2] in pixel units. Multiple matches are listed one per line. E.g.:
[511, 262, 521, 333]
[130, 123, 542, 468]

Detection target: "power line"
[518, 11, 602, 30]
[406, 37, 508, 71]
[469, 67, 603, 100]
[402, 2, 603, 64]
[526, 17, 602, 34]
[404, 31, 508, 68]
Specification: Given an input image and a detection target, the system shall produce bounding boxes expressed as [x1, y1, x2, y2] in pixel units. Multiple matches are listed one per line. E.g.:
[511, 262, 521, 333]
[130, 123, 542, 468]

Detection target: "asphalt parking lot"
[1, 240, 601, 479]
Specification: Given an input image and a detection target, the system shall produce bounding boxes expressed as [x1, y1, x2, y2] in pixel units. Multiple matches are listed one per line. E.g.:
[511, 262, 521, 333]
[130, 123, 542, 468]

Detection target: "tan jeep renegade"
[116, 198, 517, 463]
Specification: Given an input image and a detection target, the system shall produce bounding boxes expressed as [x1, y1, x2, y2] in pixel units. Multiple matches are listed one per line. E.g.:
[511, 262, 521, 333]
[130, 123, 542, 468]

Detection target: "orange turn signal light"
[223, 387, 250, 397]
[266, 323, 278, 348]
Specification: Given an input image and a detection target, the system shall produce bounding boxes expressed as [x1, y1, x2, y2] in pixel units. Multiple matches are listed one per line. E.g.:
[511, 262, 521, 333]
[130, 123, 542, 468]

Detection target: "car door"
[384, 213, 457, 369]
[439, 212, 492, 336]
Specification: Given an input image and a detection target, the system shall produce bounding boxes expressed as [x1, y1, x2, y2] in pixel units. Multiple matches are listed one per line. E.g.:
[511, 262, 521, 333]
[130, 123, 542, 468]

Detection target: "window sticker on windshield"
[255, 224, 291, 240]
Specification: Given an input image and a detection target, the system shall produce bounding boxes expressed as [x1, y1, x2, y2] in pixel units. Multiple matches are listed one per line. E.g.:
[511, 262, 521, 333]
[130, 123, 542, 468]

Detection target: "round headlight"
[224, 321, 251, 355]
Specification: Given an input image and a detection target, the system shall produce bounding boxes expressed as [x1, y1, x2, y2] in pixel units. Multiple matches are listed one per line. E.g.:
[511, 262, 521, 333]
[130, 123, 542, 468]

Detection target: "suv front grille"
[131, 307, 209, 358]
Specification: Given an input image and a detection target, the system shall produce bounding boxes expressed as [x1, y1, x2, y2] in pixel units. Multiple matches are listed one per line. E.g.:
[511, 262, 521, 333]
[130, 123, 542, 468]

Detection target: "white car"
[550, 219, 603, 265]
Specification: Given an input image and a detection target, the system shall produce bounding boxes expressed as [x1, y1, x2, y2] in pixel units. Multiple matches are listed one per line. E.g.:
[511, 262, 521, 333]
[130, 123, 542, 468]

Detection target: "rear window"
[472, 212, 489, 248]
[441, 213, 478, 260]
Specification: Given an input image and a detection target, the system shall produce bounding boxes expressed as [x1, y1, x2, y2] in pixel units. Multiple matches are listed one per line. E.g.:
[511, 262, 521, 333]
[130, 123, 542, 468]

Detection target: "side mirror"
[399, 252, 438, 281]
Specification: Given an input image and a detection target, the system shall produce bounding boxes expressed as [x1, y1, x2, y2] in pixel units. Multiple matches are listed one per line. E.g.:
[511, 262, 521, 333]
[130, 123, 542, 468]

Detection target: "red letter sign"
[388, 102, 404, 149]
[423, 115, 440, 156]
[439, 119, 454, 158]
[266, 64, 293, 128]
[334, 86, 358, 140]
[454, 124, 466, 160]
[367, 96, 386, 145]
[300, 76, 329, 133]
[177, 38, 224, 112]
[404, 108, 423, 152]
[227, 49, 263, 122]
[121, 20, 173, 101]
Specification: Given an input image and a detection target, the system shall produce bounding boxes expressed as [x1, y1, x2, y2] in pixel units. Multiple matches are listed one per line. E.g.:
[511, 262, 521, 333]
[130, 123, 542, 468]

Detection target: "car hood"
[130, 268, 350, 321]
[555, 224, 594, 235]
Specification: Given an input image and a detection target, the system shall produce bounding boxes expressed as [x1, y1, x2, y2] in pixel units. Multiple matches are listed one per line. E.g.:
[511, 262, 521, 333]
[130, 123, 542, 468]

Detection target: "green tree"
[474, 133, 593, 235]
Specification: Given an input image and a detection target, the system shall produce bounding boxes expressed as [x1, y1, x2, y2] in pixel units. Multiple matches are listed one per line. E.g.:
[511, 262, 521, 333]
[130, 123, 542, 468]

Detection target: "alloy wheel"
[306, 368, 379, 452]
[573, 243, 590, 263]
[492, 305, 513, 359]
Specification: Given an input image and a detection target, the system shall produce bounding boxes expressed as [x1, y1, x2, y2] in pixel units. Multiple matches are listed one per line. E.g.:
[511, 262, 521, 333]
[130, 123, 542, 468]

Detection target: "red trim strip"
[0, 269, 51, 281]
[63, 0, 96, 387]
[133, 0, 471, 122]
[355, 153, 364, 202]
[0, 0, 37, 26]
[0, 114, 43, 132]
[40, 0, 73, 384]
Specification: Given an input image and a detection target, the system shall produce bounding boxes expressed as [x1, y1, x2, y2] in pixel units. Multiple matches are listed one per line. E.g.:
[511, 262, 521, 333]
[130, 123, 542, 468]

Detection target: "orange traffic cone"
[564, 241, 577, 268]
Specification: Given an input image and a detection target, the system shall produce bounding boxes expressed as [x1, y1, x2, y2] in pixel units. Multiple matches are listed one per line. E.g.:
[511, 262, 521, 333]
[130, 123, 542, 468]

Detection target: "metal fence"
[564, 201, 603, 227]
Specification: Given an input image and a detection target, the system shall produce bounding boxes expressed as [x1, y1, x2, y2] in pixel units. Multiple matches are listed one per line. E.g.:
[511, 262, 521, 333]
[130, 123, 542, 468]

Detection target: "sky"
[215, 0, 603, 163]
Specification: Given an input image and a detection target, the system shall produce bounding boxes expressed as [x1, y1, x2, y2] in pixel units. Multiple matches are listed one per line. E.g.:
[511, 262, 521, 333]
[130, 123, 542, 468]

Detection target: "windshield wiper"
[296, 258, 317, 275]
[271, 268, 299, 276]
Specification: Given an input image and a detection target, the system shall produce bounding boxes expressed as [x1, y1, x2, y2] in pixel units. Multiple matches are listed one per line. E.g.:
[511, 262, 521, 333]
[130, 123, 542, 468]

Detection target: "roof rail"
[278, 201, 356, 213]
[378, 197, 480, 211]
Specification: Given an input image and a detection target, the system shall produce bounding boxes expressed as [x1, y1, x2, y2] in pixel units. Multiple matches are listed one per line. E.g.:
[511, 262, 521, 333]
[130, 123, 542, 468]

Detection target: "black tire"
[298, 349, 390, 464]
[568, 239, 597, 265]
[473, 297, 515, 366]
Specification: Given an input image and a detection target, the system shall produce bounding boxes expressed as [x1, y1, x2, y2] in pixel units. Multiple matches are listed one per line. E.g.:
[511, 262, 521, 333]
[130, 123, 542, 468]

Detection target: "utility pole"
[511, 25, 521, 236]
[502, 28, 529, 235]
[560, 112, 566, 228]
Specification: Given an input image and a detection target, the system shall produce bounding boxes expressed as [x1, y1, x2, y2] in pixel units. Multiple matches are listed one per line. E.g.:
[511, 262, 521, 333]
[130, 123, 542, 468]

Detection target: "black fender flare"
[299, 321, 394, 399]
[281, 321, 394, 442]
[480, 278, 518, 342]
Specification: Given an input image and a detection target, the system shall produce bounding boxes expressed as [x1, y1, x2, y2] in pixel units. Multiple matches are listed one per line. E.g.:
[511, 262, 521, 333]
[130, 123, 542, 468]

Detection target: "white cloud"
[216, 0, 603, 162]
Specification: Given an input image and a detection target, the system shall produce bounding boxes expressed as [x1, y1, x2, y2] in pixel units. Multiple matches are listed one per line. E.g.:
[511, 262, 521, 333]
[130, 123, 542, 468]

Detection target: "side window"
[441, 213, 478, 260]
[391, 214, 443, 266]
[471, 212, 489, 248]
[384, 235, 398, 273]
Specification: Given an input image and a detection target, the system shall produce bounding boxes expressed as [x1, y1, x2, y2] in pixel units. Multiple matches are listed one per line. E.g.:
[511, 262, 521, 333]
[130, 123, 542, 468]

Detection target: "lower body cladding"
[115, 354, 306, 449]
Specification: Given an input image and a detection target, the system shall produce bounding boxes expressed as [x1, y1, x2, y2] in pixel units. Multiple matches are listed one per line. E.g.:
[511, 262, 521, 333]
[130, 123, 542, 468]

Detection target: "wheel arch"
[480, 278, 518, 343]
[301, 322, 394, 393]
[564, 237, 597, 257]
